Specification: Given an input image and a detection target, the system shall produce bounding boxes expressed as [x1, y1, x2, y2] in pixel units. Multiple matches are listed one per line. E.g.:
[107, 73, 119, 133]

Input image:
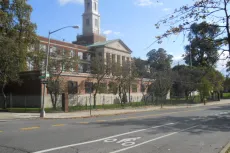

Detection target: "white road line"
[109, 125, 199, 153]
[32, 123, 176, 153]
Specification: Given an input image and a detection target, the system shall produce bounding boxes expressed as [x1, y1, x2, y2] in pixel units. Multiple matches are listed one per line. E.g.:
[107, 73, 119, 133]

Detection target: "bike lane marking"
[109, 125, 199, 153]
[33, 122, 176, 153]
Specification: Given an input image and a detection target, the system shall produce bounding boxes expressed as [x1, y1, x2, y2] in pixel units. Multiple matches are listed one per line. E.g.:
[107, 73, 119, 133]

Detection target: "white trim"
[32, 123, 175, 153]
[40, 41, 87, 52]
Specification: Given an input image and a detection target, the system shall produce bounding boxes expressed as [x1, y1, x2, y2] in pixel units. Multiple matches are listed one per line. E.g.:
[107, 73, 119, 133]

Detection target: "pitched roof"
[88, 39, 132, 53]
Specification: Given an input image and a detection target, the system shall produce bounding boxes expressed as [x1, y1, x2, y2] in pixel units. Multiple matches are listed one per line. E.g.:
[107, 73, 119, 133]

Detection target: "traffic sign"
[41, 81, 48, 84]
[39, 74, 50, 79]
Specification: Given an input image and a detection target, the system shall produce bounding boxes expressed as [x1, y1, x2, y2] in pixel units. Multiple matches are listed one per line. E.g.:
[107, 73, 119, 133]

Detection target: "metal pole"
[89, 83, 92, 116]
[39, 26, 79, 118]
[190, 44, 192, 67]
[40, 32, 51, 118]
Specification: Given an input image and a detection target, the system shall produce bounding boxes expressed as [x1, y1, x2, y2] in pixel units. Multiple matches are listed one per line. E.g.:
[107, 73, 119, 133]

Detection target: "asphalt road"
[0, 103, 230, 153]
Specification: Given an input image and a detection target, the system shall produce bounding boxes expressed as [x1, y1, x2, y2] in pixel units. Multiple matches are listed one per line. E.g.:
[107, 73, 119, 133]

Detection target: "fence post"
[85, 97, 88, 110]
[10, 93, 12, 108]
[24, 96, 27, 112]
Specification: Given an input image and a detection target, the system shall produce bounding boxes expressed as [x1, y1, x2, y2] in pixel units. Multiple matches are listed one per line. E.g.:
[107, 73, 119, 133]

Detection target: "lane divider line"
[21, 127, 40, 131]
[52, 124, 65, 127]
[96, 120, 106, 122]
[32, 123, 176, 153]
[104, 108, 204, 123]
[109, 125, 199, 153]
[80, 122, 89, 124]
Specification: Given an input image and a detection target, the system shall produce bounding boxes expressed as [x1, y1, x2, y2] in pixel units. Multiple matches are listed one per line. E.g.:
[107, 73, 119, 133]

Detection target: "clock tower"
[73, 0, 106, 45]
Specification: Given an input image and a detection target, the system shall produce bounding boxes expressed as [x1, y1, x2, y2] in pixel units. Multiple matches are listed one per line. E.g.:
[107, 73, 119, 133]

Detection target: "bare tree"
[90, 55, 111, 108]
[46, 48, 78, 109]
[111, 60, 137, 105]
[155, 0, 230, 54]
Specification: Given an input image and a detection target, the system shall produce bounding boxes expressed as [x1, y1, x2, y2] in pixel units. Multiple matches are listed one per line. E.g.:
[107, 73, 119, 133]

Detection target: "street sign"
[41, 81, 48, 84]
[39, 74, 50, 79]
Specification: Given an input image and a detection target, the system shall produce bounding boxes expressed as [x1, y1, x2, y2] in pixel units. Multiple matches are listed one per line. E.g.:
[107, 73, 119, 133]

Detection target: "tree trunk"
[53, 93, 58, 110]
[160, 96, 163, 108]
[50, 92, 55, 109]
[93, 93, 97, 109]
[217, 92, 220, 101]
[1, 83, 7, 109]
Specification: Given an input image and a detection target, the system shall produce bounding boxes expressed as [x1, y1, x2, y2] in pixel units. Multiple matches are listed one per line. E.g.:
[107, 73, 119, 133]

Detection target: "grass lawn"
[2, 97, 213, 113]
[223, 93, 230, 99]
[226, 147, 230, 153]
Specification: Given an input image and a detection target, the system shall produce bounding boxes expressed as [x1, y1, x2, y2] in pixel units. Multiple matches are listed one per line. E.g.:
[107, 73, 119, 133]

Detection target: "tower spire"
[83, 0, 100, 35]
[74, 0, 106, 45]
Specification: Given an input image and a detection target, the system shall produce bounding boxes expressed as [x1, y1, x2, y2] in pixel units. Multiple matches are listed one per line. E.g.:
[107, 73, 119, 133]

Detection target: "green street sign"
[41, 81, 48, 84]
[39, 76, 46, 79]
[39, 74, 50, 79]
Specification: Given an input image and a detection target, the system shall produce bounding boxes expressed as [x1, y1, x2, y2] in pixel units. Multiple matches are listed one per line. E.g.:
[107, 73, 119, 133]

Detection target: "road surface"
[0, 103, 230, 153]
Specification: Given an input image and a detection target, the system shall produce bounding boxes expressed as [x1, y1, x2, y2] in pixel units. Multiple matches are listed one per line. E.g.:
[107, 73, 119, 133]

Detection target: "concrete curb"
[43, 101, 230, 119]
[220, 142, 230, 153]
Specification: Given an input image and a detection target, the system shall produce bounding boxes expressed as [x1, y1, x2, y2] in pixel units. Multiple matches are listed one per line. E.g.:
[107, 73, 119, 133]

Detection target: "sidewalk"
[0, 100, 230, 120]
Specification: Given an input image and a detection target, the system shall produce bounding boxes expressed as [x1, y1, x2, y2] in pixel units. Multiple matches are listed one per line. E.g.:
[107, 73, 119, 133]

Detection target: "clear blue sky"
[28, 0, 227, 74]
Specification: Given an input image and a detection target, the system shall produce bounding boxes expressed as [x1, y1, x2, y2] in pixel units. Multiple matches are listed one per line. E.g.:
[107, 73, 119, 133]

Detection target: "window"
[94, 2, 97, 11]
[117, 55, 120, 64]
[78, 52, 83, 60]
[70, 50, 75, 57]
[106, 53, 110, 64]
[68, 81, 78, 94]
[50, 46, 57, 56]
[62, 63, 66, 72]
[112, 54, 115, 63]
[70, 63, 76, 72]
[30, 45, 35, 51]
[86, 18, 90, 26]
[87, 2, 90, 9]
[27, 61, 33, 71]
[95, 19, 98, 27]
[78, 64, 83, 73]
[99, 83, 107, 93]
[122, 56, 125, 65]
[132, 84, 138, 93]
[40, 44, 47, 52]
[85, 82, 93, 94]
[83, 64, 91, 73]
[98, 52, 102, 57]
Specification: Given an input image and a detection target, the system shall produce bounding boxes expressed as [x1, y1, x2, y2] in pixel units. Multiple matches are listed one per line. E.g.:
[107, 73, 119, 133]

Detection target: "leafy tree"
[147, 48, 173, 71]
[133, 57, 150, 78]
[0, 37, 20, 109]
[184, 22, 221, 67]
[146, 48, 173, 107]
[155, 0, 230, 54]
[206, 68, 224, 101]
[198, 78, 212, 105]
[149, 70, 173, 108]
[223, 77, 230, 92]
[172, 65, 203, 100]
[0, 0, 37, 109]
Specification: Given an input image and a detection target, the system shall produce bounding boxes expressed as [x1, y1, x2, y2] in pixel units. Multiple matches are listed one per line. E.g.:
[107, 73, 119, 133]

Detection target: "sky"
[28, 0, 228, 75]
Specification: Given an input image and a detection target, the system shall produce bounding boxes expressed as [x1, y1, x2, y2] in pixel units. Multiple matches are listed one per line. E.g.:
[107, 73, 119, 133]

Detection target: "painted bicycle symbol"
[104, 137, 141, 146]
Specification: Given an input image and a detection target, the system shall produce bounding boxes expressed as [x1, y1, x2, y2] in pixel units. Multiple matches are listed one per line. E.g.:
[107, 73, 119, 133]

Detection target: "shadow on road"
[94, 105, 230, 136]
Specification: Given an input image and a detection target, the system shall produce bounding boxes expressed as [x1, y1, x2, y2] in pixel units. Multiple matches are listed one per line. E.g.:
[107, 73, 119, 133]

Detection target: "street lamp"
[40, 25, 79, 118]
